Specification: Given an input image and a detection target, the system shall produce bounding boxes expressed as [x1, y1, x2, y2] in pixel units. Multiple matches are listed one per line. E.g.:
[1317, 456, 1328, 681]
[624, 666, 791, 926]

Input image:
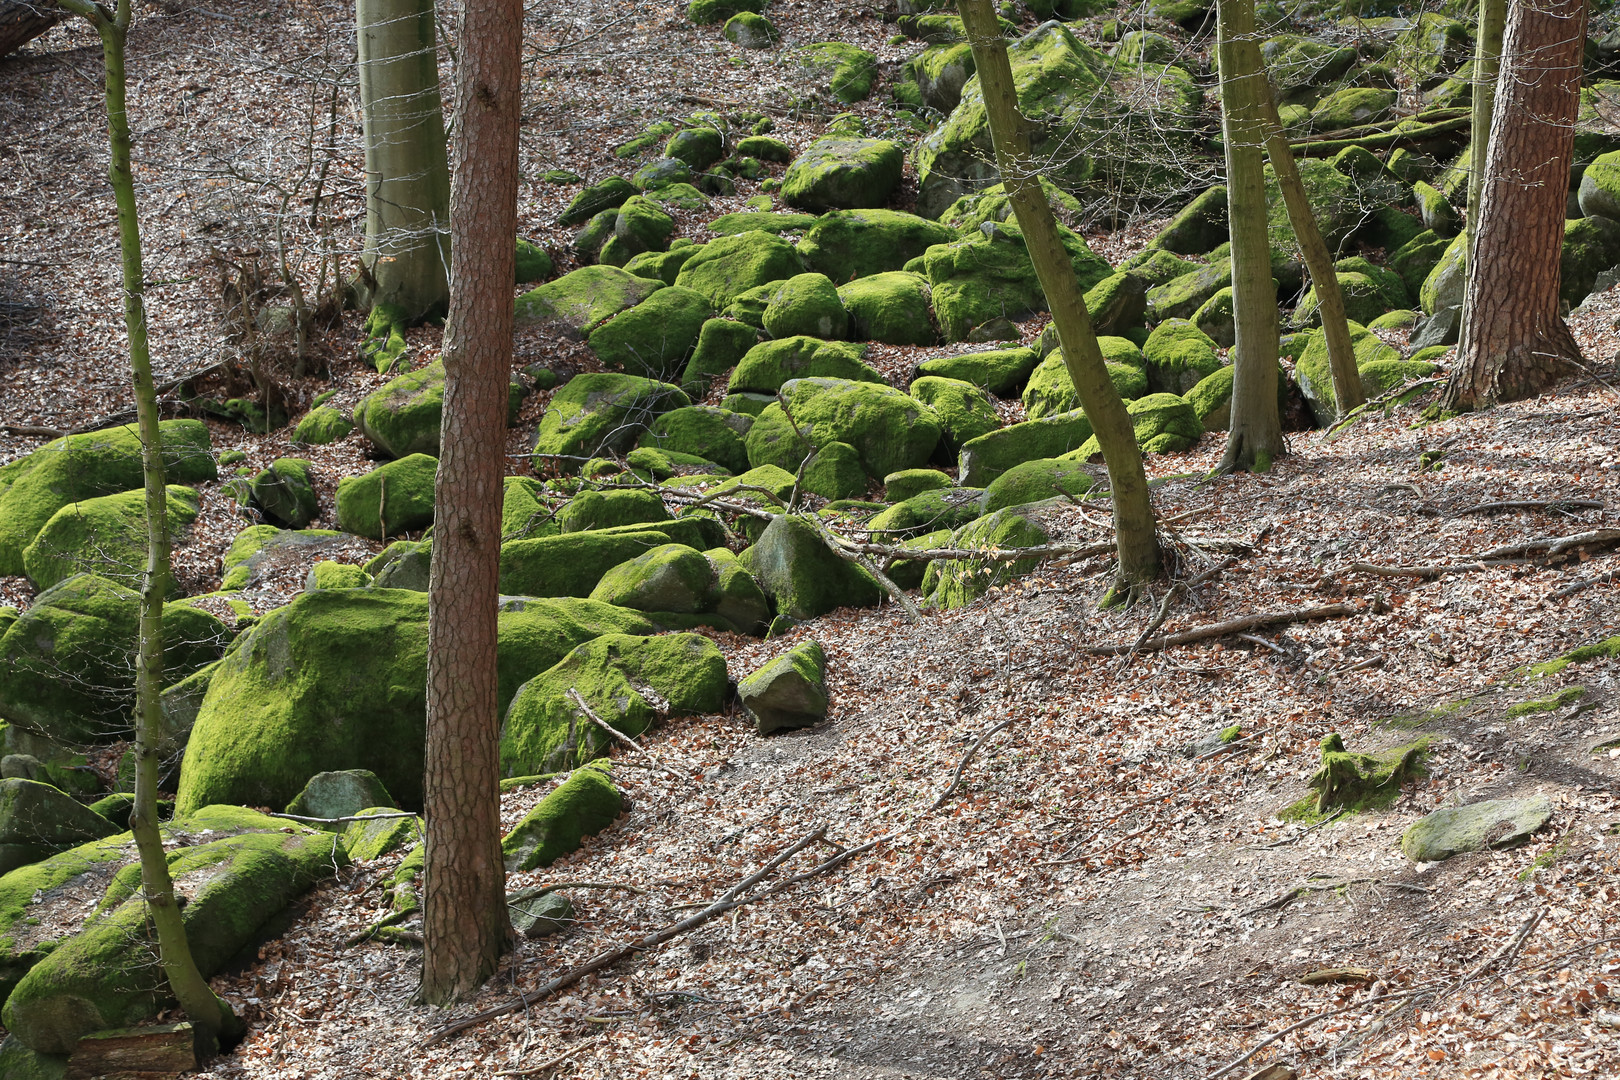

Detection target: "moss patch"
[1505, 686, 1586, 718]
[1281, 733, 1430, 823]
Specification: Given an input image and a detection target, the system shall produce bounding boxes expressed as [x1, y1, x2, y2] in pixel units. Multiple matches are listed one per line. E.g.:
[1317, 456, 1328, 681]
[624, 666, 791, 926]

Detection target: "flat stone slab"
[1400, 795, 1553, 863]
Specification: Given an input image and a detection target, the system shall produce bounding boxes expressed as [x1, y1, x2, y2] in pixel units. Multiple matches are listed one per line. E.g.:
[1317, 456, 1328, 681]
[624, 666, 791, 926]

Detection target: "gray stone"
[739, 640, 829, 734]
[1400, 795, 1552, 863]
[507, 887, 576, 938]
[0, 778, 119, 849]
[1410, 305, 1460, 349]
[284, 769, 397, 827]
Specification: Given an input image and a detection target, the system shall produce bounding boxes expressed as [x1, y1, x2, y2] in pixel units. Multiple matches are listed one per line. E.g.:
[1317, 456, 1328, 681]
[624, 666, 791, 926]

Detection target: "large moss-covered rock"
[1146, 259, 1233, 323]
[1084, 271, 1149, 336]
[1021, 344, 1146, 419]
[557, 176, 636, 227]
[1294, 320, 1401, 426]
[982, 457, 1094, 513]
[674, 231, 805, 307]
[762, 274, 848, 340]
[22, 486, 199, 594]
[611, 194, 676, 258]
[728, 336, 884, 394]
[1, 807, 343, 1054]
[334, 454, 437, 541]
[641, 406, 752, 475]
[501, 765, 623, 871]
[587, 286, 713, 382]
[1389, 229, 1453, 302]
[501, 634, 727, 776]
[837, 272, 937, 346]
[589, 543, 767, 632]
[533, 373, 691, 466]
[909, 375, 999, 453]
[1578, 148, 1620, 219]
[1400, 795, 1552, 863]
[249, 458, 318, 530]
[747, 378, 942, 479]
[174, 590, 654, 813]
[218, 527, 350, 591]
[796, 209, 956, 282]
[922, 504, 1053, 609]
[900, 39, 976, 111]
[883, 468, 952, 503]
[780, 137, 903, 211]
[739, 640, 828, 734]
[1292, 270, 1406, 330]
[0, 779, 118, 871]
[516, 266, 665, 338]
[915, 22, 1113, 217]
[556, 488, 670, 534]
[958, 410, 1093, 487]
[1310, 86, 1396, 132]
[624, 243, 703, 286]
[0, 421, 215, 578]
[501, 477, 561, 543]
[1418, 231, 1468, 315]
[499, 525, 712, 597]
[353, 359, 523, 459]
[284, 769, 395, 824]
[1149, 186, 1227, 255]
[680, 318, 760, 397]
[1267, 158, 1398, 258]
[1069, 392, 1202, 458]
[925, 223, 1111, 341]
[739, 514, 883, 620]
[938, 177, 1085, 234]
[1561, 215, 1620, 309]
[1142, 319, 1222, 395]
[291, 406, 353, 446]
[867, 487, 987, 538]
[914, 347, 1039, 397]
[794, 42, 879, 104]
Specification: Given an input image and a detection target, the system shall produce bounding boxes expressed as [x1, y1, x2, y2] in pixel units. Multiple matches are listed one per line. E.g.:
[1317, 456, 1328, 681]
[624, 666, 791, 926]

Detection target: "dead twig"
[928, 718, 1015, 811]
[565, 688, 692, 787]
[1457, 499, 1603, 515]
[1206, 986, 1433, 1079]
[270, 810, 419, 824]
[1087, 604, 1356, 655]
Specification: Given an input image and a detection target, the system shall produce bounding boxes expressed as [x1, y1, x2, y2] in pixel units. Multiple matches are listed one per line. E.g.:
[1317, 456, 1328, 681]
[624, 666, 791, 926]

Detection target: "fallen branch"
[1479, 528, 1620, 560]
[929, 718, 1015, 811]
[1457, 499, 1603, 516]
[566, 689, 692, 787]
[1205, 986, 1434, 1080]
[269, 810, 420, 824]
[1547, 567, 1620, 601]
[1320, 377, 1447, 439]
[804, 513, 921, 622]
[1087, 604, 1356, 655]
[1348, 558, 1519, 579]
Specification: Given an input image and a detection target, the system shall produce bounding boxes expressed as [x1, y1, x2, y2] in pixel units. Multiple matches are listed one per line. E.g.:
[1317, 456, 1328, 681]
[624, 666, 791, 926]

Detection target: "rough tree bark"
[955, 0, 1160, 591]
[416, 0, 520, 1005]
[356, 0, 451, 365]
[1445, 0, 1586, 410]
[0, 0, 60, 57]
[56, 0, 239, 1049]
[1458, 0, 1506, 359]
[1217, 0, 1286, 470]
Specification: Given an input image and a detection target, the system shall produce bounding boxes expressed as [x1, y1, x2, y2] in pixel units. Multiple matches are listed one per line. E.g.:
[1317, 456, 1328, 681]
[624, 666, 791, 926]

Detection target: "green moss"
[1523, 636, 1620, 678]
[1281, 733, 1431, 823]
[762, 274, 848, 340]
[304, 560, 369, 590]
[1506, 686, 1587, 718]
[883, 469, 952, 503]
[533, 373, 691, 466]
[909, 375, 999, 455]
[641, 406, 752, 474]
[838, 271, 937, 346]
[797, 210, 956, 283]
[22, 486, 199, 593]
[588, 543, 715, 614]
[500, 528, 697, 597]
[982, 458, 1094, 513]
[334, 454, 438, 541]
[958, 411, 1094, 487]
[352, 359, 519, 459]
[623, 244, 703, 287]
[729, 336, 883, 395]
[250, 458, 318, 530]
[674, 231, 805, 308]
[516, 266, 665, 336]
[1219, 724, 1242, 743]
[925, 223, 1111, 342]
[739, 514, 883, 620]
[361, 304, 408, 373]
[794, 42, 878, 103]
[502, 765, 623, 871]
[705, 212, 816, 236]
[922, 505, 1053, 610]
[0, 574, 230, 746]
[747, 378, 943, 480]
[342, 808, 421, 862]
[914, 347, 1039, 398]
[555, 488, 670, 534]
[1142, 319, 1221, 396]
[292, 406, 353, 446]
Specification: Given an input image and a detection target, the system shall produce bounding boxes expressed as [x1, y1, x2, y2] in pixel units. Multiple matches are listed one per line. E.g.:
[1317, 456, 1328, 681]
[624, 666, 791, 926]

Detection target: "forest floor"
[3, 1, 1620, 1078]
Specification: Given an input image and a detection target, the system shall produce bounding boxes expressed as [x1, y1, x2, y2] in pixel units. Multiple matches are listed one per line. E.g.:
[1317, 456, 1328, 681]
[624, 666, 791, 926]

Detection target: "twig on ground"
[1546, 567, 1620, 601]
[1457, 499, 1603, 515]
[1205, 986, 1433, 1080]
[928, 718, 1015, 811]
[1087, 604, 1356, 655]
[566, 688, 692, 787]
[270, 810, 420, 824]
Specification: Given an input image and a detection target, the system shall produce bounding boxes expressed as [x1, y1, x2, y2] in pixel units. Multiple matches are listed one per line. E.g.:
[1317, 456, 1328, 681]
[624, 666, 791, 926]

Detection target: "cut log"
[64, 1021, 202, 1080]
[0, 0, 61, 58]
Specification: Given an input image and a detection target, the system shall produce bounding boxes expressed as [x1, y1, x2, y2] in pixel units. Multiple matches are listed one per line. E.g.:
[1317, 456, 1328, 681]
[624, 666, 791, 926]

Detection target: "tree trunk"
[57, 0, 238, 1048]
[357, 0, 451, 328]
[1459, 0, 1507, 359]
[1445, 0, 1585, 410]
[955, 0, 1160, 591]
[416, 0, 520, 1005]
[1217, 0, 1286, 470]
[0, 0, 60, 57]
[1258, 90, 1362, 419]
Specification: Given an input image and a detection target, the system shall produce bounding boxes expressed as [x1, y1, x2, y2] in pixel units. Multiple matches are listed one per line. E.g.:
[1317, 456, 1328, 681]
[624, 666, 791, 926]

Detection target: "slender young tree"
[416, 0, 521, 1004]
[1215, 0, 1285, 469]
[1445, 0, 1586, 409]
[1458, 0, 1507, 359]
[357, 0, 451, 363]
[956, 0, 1159, 590]
[54, 0, 238, 1048]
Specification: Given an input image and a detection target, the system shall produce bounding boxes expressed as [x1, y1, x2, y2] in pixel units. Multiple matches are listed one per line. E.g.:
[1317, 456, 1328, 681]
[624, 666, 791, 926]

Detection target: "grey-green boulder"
[746, 378, 942, 479]
[499, 525, 713, 597]
[1561, 215, 1620, 309]
[1400, 796, 1552, 863]
[925, 223, 1111, 341]
[291, 406, 353, 446]
[680, 318, 760, 397]
[794, 42, 879, 104]
[557, 176, 636, 227]
[1069, 392, 1202, 458]
[740, 640, 828, 734]
[533, 373, 691, 466]
[883, 468, 953, 503]
[923, 504, 1053, 609]
[797, 209, 956, 283]
[587, 286, 713, 381]
[641, 406, 752, 474]
[335, 454, 437, 541]
[502, 765, 623, 871]
[781, 137, 903, 212]
[762, 273, 848, 339]
[353, 358, 522, 459]
[0, 779, 119, 872]
[516, 265, 666, 338]
[22, 486, 199, 594]
[1142, 319, 1221, 395]
[249, 458, 318, 530]
[739, 514, 883, 620]
[674, 231, 805, 307]
[914, 347, 1039, 397]
[728, 336, 884, 394]
[838, 271, 938, 346]
[723, 11, 776, 48]
[284, 769, 395, 825]
[982, 457, 1094, 513]
[958, 410, 1093, 487]
[909, 375, 999, 454]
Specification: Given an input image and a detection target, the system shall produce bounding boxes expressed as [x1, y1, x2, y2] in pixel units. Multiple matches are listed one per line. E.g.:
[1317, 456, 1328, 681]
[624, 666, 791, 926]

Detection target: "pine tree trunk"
[955, 0, 1159, 589]
[416, 0, 520, 1005]
[1217, 0, 1286, 470]
[357, 0, 451, 324]
[1445, 0, 1585, 410]
[1458, 0, 1506, 359]
[0, 0, 60, 57]
[57, 0, 238, 1047]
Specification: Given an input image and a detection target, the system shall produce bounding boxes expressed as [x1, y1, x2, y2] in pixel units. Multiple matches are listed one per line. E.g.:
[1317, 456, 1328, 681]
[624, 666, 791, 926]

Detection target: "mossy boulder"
[501, 765, 623, 871]
[1389, 229, 1452, 301]
[334, 454, 437, 541]
[1149, 186, 1227, 255]
[923, 504, 1053, 610]
[641, 406, 752, 475]
[1577, 148, 1620, 219]
[796, 209, 956, 283]
[674, 230, 805, 307]
[780, 137, 903, 211]
[611, 195, 677, 259]
[291, 406, 353, 446]
[533, 373, 691, 466]
[867, 487, 987, 538]
[721, 280, 786, 330]
[174, 589, 654, 813]
[501, 634, 727, 776]
[1400, 796, 1553, 863]
[723, 11, 777, 48]
[747, 378, 942, 479]
[900, 40, 976, 112]
[557, 176, 636, 227]
[353, 358, 524, 459]
[501, 477, 560, 542]
[925, 223, 1111, 341]
[590, 544, 769, 632]
[706, 211, 816, 236]
[739, 640, 828, 734]
[982, 457, 1094, 513]
[958, 410, 1094, 487]
[1561, 215, 1620, 309]
[838, 272, 938, 346]
[1022, 346, 1147, 419]
[588, 286, 714, 382]
[762, 274, 848, 340]
[1190, 287, 1236, 347]
[739, 514, 884, 620]
[1417, 231, 1467, 315]
[1310, 86, 1396, 132]
[499, 526, 710, 597]
[728, 336, 884, 394]
[22, 485, 199, 594]
[516, 266, 666, 338]
[1, 807, 344, 1055]
[1293, 271, 1404, 329]
[0, 779, 119, 871]
[515, 238, 553, 283]
[909, 375, 999, 454]
[679, 318, 760, 397]
[1146, 259, 1232, 323]
[218, 527, 349, 591]
[342, 807, 421, 863]
[914, 346, 1039, 397]
[284, 769, 395, 825]
[1142, 319, 1222, 395]
[624, 244, 703, 286]
[1069, 392, 1201, 458]
[798, 440, 867, 501]
[249, 458, 318, 530]
[1084, 271, 1149, 336]
[1294, 320, 1401, 426]
[556, 488, 670, 534]
[306, 560, 371, 591]
[794, 42, 879, 104]
[0, 420, 214, 580]
[883, 468, 953, 502]
[938, 177, 1085, 234]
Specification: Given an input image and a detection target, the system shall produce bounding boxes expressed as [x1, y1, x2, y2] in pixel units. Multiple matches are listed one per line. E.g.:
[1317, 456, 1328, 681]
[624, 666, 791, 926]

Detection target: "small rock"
[507, 887, 576, 938]
[739, 640, 829, 735]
